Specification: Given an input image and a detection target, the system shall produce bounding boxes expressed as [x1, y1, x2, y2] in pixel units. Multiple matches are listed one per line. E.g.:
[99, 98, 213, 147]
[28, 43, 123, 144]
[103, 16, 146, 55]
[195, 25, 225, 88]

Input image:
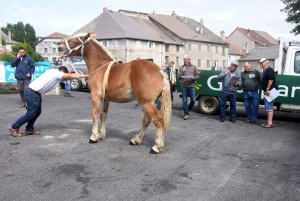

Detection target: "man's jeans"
[182, 87, 196, 115]
[220, 92, 237, 120]
[12, 88, 42, 132]
[243, 91, 259, 122]
[65, 80, 71, 93]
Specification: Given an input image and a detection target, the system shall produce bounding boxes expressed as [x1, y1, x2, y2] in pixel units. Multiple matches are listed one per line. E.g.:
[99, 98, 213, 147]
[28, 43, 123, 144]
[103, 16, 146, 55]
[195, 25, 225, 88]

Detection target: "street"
[0, 91, 300, 201]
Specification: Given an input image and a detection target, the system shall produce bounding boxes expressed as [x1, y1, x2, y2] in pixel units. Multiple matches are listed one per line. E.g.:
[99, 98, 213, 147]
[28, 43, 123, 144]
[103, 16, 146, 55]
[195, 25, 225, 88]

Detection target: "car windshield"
[70, 56, 85, 63]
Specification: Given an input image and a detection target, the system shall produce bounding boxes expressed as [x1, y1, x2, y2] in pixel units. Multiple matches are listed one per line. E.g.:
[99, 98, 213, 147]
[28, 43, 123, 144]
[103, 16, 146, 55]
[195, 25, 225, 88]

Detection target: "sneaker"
[251, 121, 258, 124]
[19, 103, 26, 108]
[8, 126, 23, 137]
[230, 119, 236, 123]
[24, 130, 40, 135]
[220, 118, 225, 122]
[63, 92, 68, 94]
[246, 119, 251, 123]
[183, 115, 189, 120]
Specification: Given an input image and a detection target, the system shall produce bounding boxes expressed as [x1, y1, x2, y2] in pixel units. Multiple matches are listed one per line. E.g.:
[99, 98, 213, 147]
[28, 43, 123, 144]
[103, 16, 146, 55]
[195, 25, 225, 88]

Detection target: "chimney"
[172, 11, 176, 17]
[183, 17, 187, 24]
[220, 30, 225, 41]
[103, 7, 108, 12]
[200, 18, 204, 34]
[153, 10, 156, 16]
[38, 37, 41, 41]
[247, 28, 250, 37]
[244, 42, 248, 54]
[8, 29, 11, 41]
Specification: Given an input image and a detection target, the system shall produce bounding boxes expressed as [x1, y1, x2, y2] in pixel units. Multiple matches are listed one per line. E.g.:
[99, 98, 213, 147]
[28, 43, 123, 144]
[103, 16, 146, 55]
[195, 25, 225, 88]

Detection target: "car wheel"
[71, 78, 82, 91]
[198, 96, 220, 115]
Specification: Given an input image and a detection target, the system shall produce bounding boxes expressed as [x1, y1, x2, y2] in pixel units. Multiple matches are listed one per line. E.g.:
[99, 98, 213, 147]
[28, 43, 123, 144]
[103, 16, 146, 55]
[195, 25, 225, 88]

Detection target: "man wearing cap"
[59, 55, 73, 95]
[217, 60, 242, 122]
[241, 61, 261, 124]
[177, 55, 199, 120]
[259, 58, 277, 128]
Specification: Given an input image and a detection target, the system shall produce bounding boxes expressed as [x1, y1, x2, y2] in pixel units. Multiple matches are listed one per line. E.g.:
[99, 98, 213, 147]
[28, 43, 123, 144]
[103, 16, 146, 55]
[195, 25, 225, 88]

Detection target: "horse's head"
[58, 33, 91, 56]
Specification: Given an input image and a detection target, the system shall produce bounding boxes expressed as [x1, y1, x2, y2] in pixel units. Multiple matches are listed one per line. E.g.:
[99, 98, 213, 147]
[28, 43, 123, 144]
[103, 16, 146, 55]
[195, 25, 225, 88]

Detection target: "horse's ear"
[85, 33, 90, 40]
[90, 32, 97, 39]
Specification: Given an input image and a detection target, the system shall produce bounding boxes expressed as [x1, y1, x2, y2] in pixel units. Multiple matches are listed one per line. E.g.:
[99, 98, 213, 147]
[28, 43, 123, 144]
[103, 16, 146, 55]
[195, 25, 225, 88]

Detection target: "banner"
[0, 61, 52, 83]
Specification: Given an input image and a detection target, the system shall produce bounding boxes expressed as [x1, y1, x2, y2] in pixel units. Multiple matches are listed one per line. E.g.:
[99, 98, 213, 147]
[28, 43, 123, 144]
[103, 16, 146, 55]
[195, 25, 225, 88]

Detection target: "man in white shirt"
[8, 66, 88, 137]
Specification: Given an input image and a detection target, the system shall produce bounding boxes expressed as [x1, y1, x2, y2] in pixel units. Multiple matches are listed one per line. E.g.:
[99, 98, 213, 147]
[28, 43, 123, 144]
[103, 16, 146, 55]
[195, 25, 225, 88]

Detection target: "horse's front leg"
[98, 100, 109, 140]
[89, 92, 101, 143]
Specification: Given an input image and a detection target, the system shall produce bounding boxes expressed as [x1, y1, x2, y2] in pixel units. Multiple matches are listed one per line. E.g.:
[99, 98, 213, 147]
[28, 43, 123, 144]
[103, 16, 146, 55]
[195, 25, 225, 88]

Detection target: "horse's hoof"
[149, 148, 159, 154]
[89, 139, 98, 143]
[129, 141, 135, 146]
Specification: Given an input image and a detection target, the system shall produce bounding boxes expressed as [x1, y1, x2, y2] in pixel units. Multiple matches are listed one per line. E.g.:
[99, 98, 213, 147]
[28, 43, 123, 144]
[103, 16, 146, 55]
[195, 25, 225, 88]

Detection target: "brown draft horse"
[58, 33, 172, 154]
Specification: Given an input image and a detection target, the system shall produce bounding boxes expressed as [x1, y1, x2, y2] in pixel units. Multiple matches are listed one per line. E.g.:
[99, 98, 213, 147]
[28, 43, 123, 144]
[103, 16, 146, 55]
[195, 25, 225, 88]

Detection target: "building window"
[188, 43, 191, 51]
[214, 60, 218, 67]
[207, 45, 210, 53]
[103, 40, 109, 47]
[198, 44, 201, 52]
[216, 46, 218, 54]
[44, 48, 48, 53]
[148, 42, 155, 49]
[52, 57, 56, 62]
[53, 48, 56, 53]
[165, 44, 169, 53]
[176, 45, 179, 52]
[198, 59, 201, 67]
[112, 40, 118, 47]
[176, 57, 179, 65]
[43, 57, 48, 61]
[222, 47, 225, 56]
[165, 56, 169, 64]
[136, 40, 141, 48]
[207, 60, 210, 68]
[223, 60, 226, 67]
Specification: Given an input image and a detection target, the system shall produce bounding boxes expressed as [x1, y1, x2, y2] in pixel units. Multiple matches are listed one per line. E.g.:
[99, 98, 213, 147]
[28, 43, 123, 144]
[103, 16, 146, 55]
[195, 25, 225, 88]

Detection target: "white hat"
[183, 54, 191, 59]
[259, 58, 269, 63]
[231, 60, 239, 66]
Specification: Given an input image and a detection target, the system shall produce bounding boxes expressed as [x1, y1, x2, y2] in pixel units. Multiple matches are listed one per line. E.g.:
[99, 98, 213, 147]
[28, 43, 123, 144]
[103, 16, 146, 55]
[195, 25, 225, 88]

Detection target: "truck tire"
[198, 96, 219, 115]
[71, 78, 82, 91]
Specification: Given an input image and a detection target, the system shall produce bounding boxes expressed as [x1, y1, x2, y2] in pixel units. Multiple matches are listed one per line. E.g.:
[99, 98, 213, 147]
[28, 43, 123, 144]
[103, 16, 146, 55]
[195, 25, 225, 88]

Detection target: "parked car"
[52, 56, 89, 91]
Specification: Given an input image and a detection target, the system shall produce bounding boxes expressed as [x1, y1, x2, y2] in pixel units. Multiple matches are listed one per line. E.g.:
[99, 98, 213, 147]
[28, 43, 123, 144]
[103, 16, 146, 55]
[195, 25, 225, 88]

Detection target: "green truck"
[176, 38, 300, 115]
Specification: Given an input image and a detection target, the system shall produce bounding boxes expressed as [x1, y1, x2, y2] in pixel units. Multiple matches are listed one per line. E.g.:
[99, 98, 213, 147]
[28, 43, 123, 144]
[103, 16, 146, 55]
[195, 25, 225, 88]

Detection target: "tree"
[280, 0, 300, 35]
[1, 22, 37, 47]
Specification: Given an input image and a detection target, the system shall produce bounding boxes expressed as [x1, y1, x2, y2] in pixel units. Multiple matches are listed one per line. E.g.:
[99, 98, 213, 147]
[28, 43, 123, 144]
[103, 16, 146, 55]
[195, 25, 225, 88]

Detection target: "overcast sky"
[0, 0, 299, 44]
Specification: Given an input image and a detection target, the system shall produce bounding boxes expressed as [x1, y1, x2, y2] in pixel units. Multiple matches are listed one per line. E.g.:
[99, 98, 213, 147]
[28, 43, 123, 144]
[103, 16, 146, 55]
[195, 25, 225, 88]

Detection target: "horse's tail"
[159, 70, 172, 133]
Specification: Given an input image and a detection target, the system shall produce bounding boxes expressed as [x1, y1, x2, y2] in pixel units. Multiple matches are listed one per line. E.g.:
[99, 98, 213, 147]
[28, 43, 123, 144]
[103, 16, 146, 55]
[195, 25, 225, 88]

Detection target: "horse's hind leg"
[131, 103, 165, 154]
[98, 100, 109, 140]
[130, 111, 151, 146]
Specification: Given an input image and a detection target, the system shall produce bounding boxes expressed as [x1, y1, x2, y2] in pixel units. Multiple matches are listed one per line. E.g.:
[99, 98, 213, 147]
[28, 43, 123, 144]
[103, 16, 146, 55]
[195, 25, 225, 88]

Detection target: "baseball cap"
[231, 60, 239, 66]
[259, 58, 268, 63]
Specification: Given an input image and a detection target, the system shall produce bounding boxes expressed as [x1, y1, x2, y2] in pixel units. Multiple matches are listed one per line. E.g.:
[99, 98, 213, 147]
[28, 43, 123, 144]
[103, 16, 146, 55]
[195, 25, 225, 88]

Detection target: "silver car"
[52, 56, 89, 91]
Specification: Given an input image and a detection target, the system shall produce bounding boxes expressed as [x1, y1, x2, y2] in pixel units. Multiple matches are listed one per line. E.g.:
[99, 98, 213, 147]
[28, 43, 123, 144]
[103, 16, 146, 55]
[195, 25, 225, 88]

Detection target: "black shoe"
[63, 92, 68, 94]
[246, 119, 251, 123]
[220, 118, 225, 122]
[251, 121, 257, 124]
[230, 119, 236, 123]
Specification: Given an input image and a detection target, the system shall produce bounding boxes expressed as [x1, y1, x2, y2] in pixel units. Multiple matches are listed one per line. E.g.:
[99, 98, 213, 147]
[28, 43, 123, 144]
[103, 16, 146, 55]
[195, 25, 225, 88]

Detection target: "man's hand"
[17, 52, 21, 58]
[234, 81, 239, 86]
[183, 66, 187, 72]
[225, 70, 230, 75]
[265, 90, 270, 96]
[26, 73, 31, 77]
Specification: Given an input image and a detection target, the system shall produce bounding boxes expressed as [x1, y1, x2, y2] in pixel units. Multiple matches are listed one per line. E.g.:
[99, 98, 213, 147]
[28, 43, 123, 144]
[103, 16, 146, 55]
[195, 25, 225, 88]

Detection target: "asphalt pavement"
[1, 91, 300, 201]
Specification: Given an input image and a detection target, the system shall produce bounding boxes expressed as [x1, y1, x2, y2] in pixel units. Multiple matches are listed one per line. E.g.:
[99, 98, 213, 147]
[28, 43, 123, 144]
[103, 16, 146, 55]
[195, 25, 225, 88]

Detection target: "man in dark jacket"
[241, 61, 261, 124]
[11, 47, 35, 108]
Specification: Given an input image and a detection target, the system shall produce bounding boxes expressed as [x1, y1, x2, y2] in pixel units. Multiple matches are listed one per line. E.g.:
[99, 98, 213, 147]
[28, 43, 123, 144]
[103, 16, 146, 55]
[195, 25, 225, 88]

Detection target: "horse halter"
[65, 36, 91, 56]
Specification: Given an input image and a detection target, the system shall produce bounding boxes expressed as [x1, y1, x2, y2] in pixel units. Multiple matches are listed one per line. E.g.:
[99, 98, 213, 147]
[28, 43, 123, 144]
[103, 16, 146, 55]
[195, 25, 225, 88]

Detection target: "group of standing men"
[175, 55, 277, 128]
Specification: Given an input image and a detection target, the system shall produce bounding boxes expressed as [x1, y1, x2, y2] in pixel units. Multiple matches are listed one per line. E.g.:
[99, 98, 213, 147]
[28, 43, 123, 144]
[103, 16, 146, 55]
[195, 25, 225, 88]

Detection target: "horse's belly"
[107, 89, 135, 103]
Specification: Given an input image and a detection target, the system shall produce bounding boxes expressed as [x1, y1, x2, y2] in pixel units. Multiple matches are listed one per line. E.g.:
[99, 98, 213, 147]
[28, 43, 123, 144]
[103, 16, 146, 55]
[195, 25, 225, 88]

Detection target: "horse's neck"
[84, 41, 113, 73]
